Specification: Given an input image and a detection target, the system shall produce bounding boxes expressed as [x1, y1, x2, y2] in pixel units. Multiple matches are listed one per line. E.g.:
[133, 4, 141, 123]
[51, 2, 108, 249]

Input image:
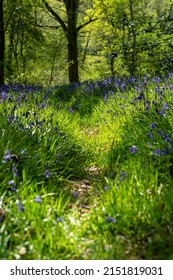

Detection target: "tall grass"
[1, 75, 173, 259]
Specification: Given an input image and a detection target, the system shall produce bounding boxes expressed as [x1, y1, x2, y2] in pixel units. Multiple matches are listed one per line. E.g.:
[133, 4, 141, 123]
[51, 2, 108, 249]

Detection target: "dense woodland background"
[2, 0, 173, 261]
[0, 0, 173, 86]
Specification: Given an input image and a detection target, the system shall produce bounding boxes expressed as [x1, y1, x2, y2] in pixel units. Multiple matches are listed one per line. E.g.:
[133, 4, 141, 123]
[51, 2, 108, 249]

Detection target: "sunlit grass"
[1, 76, 173, 259]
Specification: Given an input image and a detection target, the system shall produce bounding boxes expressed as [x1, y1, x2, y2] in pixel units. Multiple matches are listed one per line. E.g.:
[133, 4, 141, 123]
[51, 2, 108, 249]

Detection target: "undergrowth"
[1, 75, 173, 259]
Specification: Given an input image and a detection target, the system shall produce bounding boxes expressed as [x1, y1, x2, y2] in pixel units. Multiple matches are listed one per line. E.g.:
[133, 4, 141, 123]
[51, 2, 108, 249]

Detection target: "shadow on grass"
[0, 115, 90, 193]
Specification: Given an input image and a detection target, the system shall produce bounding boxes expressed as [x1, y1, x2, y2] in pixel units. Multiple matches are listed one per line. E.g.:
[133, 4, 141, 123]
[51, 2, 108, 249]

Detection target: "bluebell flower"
[41, 103, 46, 109]
[136, 93, 144, 100]
[44, 168, 50, 179]
[19, 123, 24, 129]
[8, 115, 13, 124]
[152, 100, 157, 106]
[147, 132, 154, 139]
[150, 123, 157, 129]
[0, 91, 8, 101]
[157, 130, 164, 137]
[12, 166, 18, 178]
[2, 150, 11, 163]
[162, 148, 169, 156]
[34, 195, 42, 203]
[163, 102, 169, 110]
[154, 149, 161, 156]
[167, 137, 173, 144]
[158, 110, 164, 116]
[72, 191, 78, 198]
[104, 216, 116, 223]
[36, 121, 43, 126]
[104, 185, 109, 191]
[129, 146, 137, 154]
[119, 171, 126, 182]
[8, 179, 17, 190]
[54, 212, 64, 222]
[11, 185, 17, 191]
[69, 107, 74, 112]
[57, 217, 64, 222]
[17, 202, 24, 212]
[8, 180, 15, 185]
[29, 121, 35, 127]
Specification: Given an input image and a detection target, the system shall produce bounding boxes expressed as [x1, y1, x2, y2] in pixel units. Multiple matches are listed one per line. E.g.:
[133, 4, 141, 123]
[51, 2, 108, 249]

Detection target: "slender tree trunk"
[7, 25, 14, 78]
[81, 34, 90, 69]
[0, 0, 5, 85]
[65, 0, 79, 83]
[129, 0, 136, 76]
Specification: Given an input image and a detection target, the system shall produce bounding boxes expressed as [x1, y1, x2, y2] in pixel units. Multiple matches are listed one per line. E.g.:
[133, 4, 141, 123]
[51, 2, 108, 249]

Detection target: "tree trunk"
[42, 0, 97, 84]
[67, 28, 79, 83]
[0, 0, 5, 85]
[129, 0, 136, 76]
[65, 0, 79, 83]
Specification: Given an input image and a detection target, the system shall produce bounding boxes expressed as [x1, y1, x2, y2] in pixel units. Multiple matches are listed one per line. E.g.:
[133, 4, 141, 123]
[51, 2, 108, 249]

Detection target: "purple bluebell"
[17, 202, 24, 212]
[147, 132, 154, 139]
[150, 123, 157, 129]
[29, 121, 35, 127]
[2, 150, 11, 163]
[104, 216, 116, 223]
[129, 146, 137, 154]
[154, 149, 161, 156]
[162, 148, 169, 156]
[34, 195, 42, 203]
[152, 100, 157, 106]
[13, 167, 18, 178]
[19, 123, 24, 129]
[104, 185, 109, 191]
[163, 102, 169, 110]
[44, 168, 50, 179]
[158, 110, 164, 116]
[69, 107, 74, 112]
[8, 115, 13, 124]
[36, 121, 43, 126]
[56, 217, 64, 222]
[0, 91, 8, 101]
[11, 185, 17, 191]
[167, 137, 173, 144]
[119, 171, 126, 182]
[72, 191, 78, 198]
[8, 180, 15, 185]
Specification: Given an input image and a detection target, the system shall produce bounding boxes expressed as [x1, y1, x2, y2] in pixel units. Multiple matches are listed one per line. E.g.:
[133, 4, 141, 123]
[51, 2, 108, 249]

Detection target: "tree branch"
[77, 17, 98, 32]
[42, 0, 67, 34]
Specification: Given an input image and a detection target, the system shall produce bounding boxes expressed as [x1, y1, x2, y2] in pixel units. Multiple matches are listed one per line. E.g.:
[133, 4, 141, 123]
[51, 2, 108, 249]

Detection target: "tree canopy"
[0, 0, 173, 85]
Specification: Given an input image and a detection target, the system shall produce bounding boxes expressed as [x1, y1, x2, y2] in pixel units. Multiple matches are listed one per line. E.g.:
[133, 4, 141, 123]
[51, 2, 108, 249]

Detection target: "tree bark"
[64, 0, 79, 83]
[129, 0, 136, 76]
[0, 0, 5, 85]
[67, 26, 79, 83]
